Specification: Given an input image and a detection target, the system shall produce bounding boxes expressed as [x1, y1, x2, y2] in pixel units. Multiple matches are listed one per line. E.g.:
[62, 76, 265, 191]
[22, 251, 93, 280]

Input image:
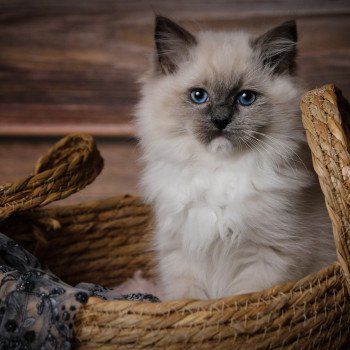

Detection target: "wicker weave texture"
[0, 85, 349, 349]
[74, 263, 349, 349]
[301, 85, 350, 293]
[5, 196, 155, 286]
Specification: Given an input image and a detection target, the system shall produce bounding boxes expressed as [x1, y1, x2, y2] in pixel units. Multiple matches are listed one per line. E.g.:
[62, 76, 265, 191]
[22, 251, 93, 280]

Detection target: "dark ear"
[154, 15, 197, 74]
[253, 21, 297, 74]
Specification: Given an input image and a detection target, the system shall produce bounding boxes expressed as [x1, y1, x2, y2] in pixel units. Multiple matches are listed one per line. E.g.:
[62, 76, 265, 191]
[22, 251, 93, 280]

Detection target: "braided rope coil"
[0, 134, 103, 221]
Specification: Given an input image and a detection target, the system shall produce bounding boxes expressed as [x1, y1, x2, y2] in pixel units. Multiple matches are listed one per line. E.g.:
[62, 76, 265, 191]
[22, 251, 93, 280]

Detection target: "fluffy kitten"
[135, 16, 336, 299]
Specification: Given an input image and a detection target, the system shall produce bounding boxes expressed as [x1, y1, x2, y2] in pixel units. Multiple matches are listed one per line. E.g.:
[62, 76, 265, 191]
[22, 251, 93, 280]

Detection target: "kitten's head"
[137, 16, 302, 157]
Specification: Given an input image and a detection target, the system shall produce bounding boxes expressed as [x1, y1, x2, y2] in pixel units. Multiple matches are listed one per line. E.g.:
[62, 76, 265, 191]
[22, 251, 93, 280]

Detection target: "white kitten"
[135, 16, 336, 299]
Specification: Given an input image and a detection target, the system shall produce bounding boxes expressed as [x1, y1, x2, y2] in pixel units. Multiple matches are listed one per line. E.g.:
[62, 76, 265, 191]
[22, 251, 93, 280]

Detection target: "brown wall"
[1, 0, 350, 137]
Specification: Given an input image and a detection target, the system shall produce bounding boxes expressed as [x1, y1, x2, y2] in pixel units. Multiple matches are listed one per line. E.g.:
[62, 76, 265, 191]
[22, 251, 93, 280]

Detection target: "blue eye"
[237, 90, 256, 106]
[190, 88, 209, 104]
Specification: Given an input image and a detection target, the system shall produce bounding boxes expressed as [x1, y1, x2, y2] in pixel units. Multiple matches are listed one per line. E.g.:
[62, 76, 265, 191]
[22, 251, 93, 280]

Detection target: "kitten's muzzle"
[210, 104, 232, 130]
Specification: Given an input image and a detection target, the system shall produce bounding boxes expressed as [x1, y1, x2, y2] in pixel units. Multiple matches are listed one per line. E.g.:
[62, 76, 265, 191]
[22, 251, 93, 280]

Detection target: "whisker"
[241, 130, 301, 175]
[250, 130, 308, 171]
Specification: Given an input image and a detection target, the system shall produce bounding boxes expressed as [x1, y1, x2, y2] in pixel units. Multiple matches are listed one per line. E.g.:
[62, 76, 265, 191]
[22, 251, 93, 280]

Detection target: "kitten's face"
[138, 17, 301, 156]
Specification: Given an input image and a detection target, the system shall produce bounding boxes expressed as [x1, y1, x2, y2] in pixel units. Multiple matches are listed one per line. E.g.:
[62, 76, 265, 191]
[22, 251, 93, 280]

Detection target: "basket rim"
[79, 260, 341, 307]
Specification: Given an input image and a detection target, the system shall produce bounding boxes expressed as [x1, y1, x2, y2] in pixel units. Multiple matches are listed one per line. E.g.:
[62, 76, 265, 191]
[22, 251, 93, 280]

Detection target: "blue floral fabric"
[0, 233, 159, 350]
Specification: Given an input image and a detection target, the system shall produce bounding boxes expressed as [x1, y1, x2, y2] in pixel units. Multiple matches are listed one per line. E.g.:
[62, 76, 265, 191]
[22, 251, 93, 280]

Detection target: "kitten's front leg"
[159, 250, 208, 300]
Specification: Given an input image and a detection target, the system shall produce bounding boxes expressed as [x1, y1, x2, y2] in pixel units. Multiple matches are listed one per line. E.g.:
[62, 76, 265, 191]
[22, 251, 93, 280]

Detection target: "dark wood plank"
[0, 1, 350, 136]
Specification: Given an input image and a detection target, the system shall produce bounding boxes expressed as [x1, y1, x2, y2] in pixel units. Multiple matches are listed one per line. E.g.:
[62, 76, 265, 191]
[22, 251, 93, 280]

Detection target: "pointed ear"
[154, 16, 197, 74]
[253, 21, 297, 74]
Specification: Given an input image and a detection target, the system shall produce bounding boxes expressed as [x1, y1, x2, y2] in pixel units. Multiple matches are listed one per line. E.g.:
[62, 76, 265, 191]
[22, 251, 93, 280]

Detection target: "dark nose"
[211, 116, 231, 130]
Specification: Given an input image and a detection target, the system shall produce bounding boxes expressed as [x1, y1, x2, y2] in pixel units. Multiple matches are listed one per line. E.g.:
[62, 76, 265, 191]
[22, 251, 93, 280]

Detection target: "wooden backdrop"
[0, 0, 350, 200]
[1, 0, 350, 136]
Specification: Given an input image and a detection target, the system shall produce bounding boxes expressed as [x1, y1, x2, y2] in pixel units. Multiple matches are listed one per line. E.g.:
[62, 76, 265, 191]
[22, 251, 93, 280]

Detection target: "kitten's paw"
[112, 271, 164, 299]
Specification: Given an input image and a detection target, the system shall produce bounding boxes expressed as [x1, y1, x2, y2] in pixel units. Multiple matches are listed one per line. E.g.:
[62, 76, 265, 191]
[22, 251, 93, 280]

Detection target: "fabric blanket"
[0, 233, 159, 350]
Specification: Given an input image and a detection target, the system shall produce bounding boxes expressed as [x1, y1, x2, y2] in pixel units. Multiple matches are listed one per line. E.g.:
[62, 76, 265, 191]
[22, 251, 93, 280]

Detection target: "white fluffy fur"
[135, 27, 336, 299]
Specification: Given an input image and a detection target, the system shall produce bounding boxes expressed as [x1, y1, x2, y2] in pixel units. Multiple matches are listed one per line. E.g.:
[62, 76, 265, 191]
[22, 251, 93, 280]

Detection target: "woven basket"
[1, 84, 350, 349]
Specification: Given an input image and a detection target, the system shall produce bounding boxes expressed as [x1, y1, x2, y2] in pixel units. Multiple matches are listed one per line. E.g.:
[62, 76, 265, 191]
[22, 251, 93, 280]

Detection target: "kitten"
[135, 16, 337, 299]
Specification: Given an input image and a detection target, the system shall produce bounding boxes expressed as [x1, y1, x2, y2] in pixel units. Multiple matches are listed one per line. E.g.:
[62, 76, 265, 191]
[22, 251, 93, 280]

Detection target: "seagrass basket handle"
[301, 84, 350, 291]
[0, 134, 103, 222]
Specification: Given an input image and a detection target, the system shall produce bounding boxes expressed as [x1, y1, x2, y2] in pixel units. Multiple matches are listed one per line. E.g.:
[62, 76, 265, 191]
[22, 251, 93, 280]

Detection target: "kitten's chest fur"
[144, 150, 334, 299]
[150, 153, 299, 251]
